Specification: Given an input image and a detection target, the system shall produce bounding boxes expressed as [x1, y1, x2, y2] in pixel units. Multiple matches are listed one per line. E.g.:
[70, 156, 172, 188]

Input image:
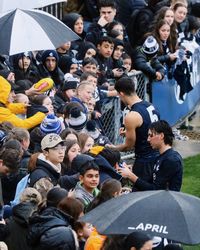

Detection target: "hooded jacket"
[27, 206, 76, 250]
[0, 76, 45, 129]
[5, 201, 38, 250]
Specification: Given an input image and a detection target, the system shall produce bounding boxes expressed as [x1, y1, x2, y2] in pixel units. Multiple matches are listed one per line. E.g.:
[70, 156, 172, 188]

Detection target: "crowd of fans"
[0, 0, 200, 249]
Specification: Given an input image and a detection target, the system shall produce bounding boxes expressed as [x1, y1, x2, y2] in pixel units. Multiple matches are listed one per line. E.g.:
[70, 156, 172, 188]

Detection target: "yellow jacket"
[84, 228, 106, 250]
[0, 76, 45, 129]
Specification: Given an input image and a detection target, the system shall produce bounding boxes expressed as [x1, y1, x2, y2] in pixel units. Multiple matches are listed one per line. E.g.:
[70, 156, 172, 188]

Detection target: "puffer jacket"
[0, 76, 45, 129]
[27, 206, 77, 250]
[132, 47, 165, 80]
[5, 201, 38, 250]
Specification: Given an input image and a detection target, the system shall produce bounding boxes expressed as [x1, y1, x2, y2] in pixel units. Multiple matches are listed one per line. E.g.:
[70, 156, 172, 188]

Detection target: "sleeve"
[7, 112, 45, 130]
[135, 157, 183, 191]
[7, 103, 26, 114]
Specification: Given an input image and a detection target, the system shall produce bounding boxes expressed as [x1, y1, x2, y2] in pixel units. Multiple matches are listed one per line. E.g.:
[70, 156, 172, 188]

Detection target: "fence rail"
[100, 71, 148, 145]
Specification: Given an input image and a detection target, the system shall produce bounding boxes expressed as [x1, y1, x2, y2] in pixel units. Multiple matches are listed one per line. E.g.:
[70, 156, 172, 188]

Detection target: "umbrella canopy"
[80, 190, 200, 245]
[0, 0, 66, 13]
[0, 8, 79, 55]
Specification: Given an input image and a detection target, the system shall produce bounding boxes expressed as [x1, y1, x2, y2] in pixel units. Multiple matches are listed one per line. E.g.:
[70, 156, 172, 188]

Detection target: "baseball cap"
[41, 133, 65, 150]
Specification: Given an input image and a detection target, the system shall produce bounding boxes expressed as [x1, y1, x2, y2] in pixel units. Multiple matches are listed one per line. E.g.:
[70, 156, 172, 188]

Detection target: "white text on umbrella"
[128, 223, 169, 234]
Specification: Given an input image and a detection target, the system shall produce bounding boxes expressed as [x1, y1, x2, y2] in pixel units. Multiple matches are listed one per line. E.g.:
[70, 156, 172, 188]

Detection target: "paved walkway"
[174, 140, 200, 159]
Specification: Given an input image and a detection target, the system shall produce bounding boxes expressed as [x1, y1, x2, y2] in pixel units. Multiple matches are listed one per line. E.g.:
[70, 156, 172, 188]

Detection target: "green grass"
[181, 154, 200, 250]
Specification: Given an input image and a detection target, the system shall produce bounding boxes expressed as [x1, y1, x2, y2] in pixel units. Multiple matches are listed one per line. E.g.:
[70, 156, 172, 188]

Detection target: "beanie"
[82, 120, 100, 140]
[62, 80, 78, 92]
[68, 107, 87, 132]
[41, 50, 59, 63]
[142, 36, 159, 55]
[40, 114, 62, 135]
[47, 187, 68, 207]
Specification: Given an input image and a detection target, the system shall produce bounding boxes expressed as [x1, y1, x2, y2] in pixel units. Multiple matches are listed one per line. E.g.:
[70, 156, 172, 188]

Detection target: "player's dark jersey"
[131, 100, 160, 158]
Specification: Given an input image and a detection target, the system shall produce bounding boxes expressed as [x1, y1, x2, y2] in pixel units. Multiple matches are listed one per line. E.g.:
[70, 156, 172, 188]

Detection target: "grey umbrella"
[80, 190, 200, 245]
[0, 8, 80, 55]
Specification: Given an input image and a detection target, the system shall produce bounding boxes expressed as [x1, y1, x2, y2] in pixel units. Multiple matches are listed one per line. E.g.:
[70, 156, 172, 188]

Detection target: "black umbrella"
[80, 190, 200, 245]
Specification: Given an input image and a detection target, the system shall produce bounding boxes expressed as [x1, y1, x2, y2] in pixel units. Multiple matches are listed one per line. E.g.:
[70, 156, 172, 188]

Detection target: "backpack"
[10, 174, 30, 207]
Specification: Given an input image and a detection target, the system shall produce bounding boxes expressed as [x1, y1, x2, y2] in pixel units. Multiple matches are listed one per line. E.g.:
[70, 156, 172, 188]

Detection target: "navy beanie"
[62, 80, 78, 91]
[40, 114, 62, 135]
[41, 50, 59, 63]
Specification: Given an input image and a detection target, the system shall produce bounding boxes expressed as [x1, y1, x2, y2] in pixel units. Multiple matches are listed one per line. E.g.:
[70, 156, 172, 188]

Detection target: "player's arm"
[113, 111, 143, 152]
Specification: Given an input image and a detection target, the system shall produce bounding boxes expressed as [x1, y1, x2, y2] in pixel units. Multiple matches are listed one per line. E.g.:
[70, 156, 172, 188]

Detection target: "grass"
[181, 154, 200, 250]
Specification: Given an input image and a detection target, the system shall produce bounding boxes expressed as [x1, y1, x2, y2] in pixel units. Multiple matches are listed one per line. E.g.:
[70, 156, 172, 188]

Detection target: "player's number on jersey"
[147, 105, 159, 122]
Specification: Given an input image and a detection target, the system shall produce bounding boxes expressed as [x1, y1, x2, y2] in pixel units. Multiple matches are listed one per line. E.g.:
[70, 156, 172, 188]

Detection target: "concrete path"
[174, 140, 200, 159]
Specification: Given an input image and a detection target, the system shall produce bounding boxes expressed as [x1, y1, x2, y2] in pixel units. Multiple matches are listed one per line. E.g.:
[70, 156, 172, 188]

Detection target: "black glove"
[26, 103, 49, 117]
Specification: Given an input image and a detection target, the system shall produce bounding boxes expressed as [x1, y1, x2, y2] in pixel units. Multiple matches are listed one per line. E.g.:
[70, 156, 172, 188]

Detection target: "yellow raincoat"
[0, 76, 45, 129]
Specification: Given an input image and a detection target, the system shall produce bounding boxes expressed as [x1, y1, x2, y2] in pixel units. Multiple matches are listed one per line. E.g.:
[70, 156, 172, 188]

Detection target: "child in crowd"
[14, 93, 29, 119]
[74, 222, 93, 250]
[74, 160, 100, 210]
[71, 82, 94, 114]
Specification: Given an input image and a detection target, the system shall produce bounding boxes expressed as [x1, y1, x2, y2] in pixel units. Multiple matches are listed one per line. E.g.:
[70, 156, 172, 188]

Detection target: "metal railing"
[100, 71, 148, 145]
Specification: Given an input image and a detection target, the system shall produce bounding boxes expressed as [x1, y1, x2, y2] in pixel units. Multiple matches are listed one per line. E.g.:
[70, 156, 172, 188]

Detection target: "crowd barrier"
[152, 47, 200, 126]
[100, 71, 148, 145]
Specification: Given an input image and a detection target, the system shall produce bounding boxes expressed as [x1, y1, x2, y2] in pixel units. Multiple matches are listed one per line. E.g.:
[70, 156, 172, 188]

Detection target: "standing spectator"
[74, 160, 100, 210]
[0, 76, 47, 129]
[29, 134, 66, 198]
[108, 77, 160, 184]
[118, 120, 183, 191]
[86, 0, 117, 46]
[132, 36, 165, 82]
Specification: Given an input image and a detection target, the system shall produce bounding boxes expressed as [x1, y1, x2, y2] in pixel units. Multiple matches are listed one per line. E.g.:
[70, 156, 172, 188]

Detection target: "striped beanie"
[40, 114, 62, 135]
